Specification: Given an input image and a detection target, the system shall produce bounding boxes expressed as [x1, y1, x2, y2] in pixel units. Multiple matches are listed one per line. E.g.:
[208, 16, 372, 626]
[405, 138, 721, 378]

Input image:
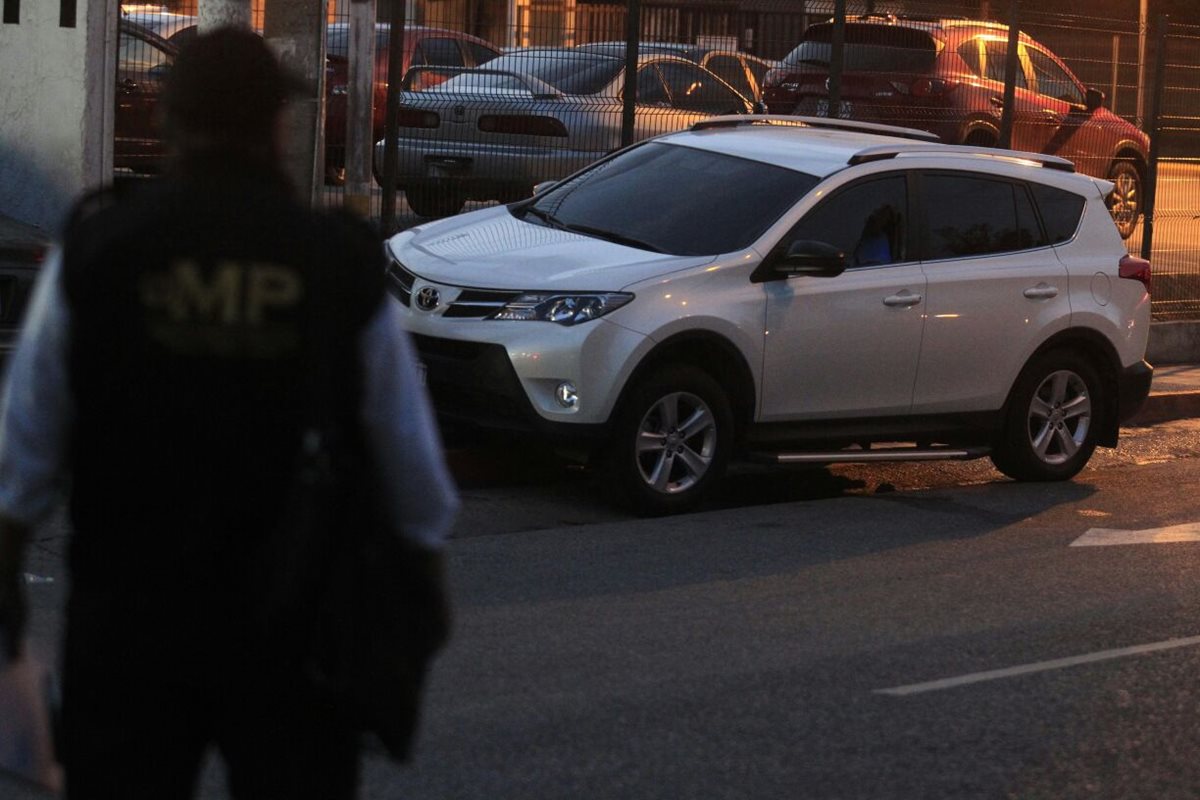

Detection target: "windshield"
[437, 51, 622, 95]
[516, 142, 820, 256]
[785, 24, 939, 73]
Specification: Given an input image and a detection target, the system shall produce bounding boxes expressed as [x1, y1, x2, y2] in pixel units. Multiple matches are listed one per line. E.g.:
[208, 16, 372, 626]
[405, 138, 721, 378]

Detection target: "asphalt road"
[369, 422, 1200, 800]
[9, 420, 1200, 798]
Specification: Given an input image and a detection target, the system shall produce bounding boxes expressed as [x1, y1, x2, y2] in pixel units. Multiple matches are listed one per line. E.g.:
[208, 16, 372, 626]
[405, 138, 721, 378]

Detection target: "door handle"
[1023, 284, 1059, 300]
[883, 291, 922, 308]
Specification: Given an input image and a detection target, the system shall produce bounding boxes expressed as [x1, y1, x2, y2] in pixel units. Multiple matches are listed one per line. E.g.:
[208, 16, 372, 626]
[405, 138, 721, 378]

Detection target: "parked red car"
[115, 19, 176, 174]
[762, 16, 1150, 238]
[324, 23, 502, 183]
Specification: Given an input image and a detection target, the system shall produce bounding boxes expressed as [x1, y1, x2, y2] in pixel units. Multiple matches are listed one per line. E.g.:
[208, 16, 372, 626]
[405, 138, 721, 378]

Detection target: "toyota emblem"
[416, 286, 441, 311]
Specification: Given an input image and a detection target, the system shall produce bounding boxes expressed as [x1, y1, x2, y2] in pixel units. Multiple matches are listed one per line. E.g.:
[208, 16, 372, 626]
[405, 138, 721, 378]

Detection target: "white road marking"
[1071, 522, 1200, 547]
[875, 635, 1200, 696]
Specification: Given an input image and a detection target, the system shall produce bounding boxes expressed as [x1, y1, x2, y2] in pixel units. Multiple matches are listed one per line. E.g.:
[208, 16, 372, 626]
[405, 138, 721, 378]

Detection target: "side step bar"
[752, 446, 991, 465]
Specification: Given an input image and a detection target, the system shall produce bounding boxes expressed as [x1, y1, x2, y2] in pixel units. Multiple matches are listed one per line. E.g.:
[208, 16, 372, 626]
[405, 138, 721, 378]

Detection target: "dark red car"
[762, 16, 1150, 238]
[115, 19, 177, 174]
[324, 23, 501, 183]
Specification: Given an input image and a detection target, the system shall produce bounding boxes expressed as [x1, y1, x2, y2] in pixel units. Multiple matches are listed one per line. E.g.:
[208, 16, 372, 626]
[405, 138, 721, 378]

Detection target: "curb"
[1124, 389, 1200, 427]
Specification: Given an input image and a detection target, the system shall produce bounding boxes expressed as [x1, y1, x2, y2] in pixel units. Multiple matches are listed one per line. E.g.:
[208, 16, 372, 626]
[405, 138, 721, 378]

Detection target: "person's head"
[161, 27, 299, 164]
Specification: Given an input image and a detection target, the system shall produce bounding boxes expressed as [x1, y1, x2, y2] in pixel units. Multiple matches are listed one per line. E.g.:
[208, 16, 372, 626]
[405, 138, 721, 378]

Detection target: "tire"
[605, 365, 734, 516]
[990, 350, 1102, 482]
[1106, 159, 1142, 240]
[405, 186, 465, 218]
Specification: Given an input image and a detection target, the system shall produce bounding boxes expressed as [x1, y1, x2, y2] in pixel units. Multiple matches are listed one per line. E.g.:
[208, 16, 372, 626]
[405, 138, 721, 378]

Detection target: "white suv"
[385, 116, 1153, 514]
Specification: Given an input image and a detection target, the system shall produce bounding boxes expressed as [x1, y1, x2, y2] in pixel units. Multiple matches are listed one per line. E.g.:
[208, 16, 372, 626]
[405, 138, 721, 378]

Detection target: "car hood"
[390, 207, 714, 290]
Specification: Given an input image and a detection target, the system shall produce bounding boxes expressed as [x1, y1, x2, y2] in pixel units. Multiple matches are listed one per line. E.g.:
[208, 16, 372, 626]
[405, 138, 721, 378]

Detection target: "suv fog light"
[555, 381, 578, 408]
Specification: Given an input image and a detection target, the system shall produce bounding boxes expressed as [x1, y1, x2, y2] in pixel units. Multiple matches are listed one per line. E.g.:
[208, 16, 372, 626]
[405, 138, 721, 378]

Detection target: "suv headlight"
[491, 292, 634, 325]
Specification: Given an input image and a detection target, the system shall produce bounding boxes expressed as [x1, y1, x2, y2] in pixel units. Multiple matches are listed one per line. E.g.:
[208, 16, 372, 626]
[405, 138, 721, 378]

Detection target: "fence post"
[827, 0, 844, 116]
[379, 0, 409, 236]
[620, 0, 641, 148]
[1140, 14, 1169, 262]
[344, 0, 377, 218]
[997, 0, 1020, 149]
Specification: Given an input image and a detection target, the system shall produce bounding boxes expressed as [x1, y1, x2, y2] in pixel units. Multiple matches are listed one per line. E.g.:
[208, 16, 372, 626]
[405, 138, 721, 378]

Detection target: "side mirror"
[754, 240, 846, 282]
[1085, 87, 1104, 111]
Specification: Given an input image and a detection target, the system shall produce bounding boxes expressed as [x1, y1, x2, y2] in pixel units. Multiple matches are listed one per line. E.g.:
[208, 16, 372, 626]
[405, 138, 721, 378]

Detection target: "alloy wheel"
[635, 391, 718, 494]
[1026, 369, 1092, 465]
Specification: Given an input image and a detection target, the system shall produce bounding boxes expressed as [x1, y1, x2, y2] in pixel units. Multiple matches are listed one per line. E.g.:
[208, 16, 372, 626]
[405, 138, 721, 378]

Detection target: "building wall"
[0, 0, 114, 231]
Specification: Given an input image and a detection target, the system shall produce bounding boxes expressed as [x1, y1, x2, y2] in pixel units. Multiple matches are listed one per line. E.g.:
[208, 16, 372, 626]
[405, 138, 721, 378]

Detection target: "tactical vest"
[59, 160, 384, 617]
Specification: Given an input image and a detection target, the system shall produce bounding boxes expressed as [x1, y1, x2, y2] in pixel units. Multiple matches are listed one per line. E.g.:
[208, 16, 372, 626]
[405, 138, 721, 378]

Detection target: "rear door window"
[920, 173, 1045, 259]
[982, 39, 1028, 88]
[415, 37, 465, 67]
[705, 55, 754, 99]
[657, 61, 744, 113]
[464, 40, 499, 66]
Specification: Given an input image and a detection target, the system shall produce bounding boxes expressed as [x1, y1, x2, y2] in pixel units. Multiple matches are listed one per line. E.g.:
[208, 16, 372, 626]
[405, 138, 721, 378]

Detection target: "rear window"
[785, 23, 939, 73]
[920, 173, 1045, 259]
[517, 142, 820, 256]
[1029, 183, 1087, 244]
[437, 51, 623, 95]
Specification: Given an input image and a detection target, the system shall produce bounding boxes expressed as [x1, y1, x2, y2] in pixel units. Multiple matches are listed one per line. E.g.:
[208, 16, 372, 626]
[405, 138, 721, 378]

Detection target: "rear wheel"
[1106, 159, 1142, 240]
[405, 186, 466, 218]
[990, 350, 1101, 481]
[605, 365, 733, 515]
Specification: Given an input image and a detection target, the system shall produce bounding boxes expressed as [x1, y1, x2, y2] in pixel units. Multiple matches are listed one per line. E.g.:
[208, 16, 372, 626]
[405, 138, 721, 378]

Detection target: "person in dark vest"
[0, 27, 458, 799]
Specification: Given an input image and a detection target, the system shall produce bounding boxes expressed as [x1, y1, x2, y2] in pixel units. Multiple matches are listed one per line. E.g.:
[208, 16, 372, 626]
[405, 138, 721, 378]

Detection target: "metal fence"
[125, 1, 1200, 320]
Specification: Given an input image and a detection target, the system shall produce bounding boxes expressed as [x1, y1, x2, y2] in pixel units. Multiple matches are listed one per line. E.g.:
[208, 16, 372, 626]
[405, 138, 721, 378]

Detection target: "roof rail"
[690, 114, 940, 142]
[848, 143, 1076, 171]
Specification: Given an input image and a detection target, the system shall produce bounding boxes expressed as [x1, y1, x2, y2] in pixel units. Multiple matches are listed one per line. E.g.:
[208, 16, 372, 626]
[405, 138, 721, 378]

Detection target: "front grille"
[443, 288, 523, 318]
[386, 259, 416, 306]
[387, 259, 522, 319]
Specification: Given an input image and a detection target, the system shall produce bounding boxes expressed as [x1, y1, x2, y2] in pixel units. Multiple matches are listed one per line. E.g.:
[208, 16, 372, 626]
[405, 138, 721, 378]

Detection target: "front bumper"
[411, 332, 609, 444]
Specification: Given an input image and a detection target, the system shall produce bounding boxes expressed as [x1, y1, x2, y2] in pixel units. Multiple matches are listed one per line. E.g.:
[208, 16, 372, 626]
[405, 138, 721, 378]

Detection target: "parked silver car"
[575, 41, 779, 102]
[372, 48, 755, 217]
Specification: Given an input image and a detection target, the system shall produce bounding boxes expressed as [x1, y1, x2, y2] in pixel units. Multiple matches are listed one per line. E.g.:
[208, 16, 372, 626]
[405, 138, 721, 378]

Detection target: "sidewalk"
[1126, 363, 1200, 426]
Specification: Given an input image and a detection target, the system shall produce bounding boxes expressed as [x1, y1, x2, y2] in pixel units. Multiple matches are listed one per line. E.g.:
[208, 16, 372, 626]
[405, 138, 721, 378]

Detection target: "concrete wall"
[0, 0, 114, 233]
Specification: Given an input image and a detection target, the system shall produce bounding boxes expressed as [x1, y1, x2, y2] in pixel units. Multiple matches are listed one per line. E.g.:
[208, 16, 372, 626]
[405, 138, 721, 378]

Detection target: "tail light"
[910, 77, 957, 97]
[1118, 254, 1151, 293]
[478, 115, 568, 137]
[398, 109, 440, 129]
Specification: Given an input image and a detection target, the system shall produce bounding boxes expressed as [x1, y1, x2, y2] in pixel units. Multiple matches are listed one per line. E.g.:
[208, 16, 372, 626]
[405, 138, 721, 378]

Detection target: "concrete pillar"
[263, 0, 327, 206]
[199, 0, 253, 32]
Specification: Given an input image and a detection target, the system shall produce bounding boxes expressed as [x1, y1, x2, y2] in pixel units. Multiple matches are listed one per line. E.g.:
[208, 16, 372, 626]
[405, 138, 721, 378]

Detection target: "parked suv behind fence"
[762, 16, 1150, 239]
[385, 116, 1152, 514]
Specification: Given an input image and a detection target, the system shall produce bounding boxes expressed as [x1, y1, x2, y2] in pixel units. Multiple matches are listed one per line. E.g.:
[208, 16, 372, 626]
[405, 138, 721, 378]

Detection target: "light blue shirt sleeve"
[359, 298, 459, 550]
[0, 249, 74, 525]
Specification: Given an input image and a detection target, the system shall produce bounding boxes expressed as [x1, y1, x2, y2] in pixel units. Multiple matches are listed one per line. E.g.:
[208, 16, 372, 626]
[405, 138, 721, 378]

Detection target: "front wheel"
[990, 350, 1102, 482]
[1106, 160, 1142, 240]
[605, 366, 733, 516]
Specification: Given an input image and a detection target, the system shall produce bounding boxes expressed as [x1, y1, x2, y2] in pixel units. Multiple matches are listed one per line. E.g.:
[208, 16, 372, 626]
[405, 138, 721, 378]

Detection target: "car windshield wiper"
[560, 223, 664, 253]
[520, 205, 567, 229]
